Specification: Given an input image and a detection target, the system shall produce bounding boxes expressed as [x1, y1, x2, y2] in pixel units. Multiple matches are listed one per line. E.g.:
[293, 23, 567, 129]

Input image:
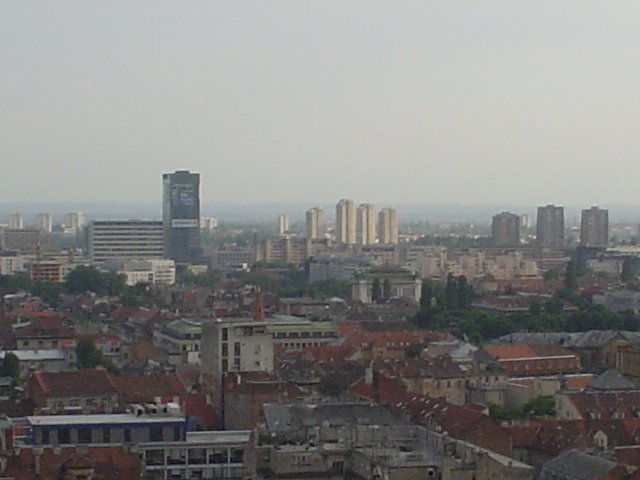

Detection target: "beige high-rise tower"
[378, 208, 398, 244]
[335, 199, 356, 244]
[357, 203, 376, 245]
[305, 207, 326, 239]
[277, 214, 289, 235]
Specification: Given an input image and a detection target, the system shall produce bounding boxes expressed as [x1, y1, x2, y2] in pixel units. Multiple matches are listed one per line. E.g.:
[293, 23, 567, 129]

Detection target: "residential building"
[200, 216, 218, 231]
[255, 237, 331, 264]
[153, 318, 203, 365]
[37, 213, 52, 233]
[0, 228, 40, 254]
[28, 260, 64, 283]
[27, 369, 119, 414]
[377, 207, 398, 244]
[491, 211, 520, 247]
[356, 203, 376, 245]
[580, 206, 609, 248]
[536, 204, 565, 248]
[65, 212, 86, 232]
[87, 220, 164, 266]
[162, 170, 201, 265]
[277, 213, 289, 235]
[0, 252, 25, 275]
[484, 344, 581, 377]
[335, 198, 356, 244]
[9, 213, 23, 230]
[103, 258, 176, 285]
[305, 207, 326, 239]
[201, 318, 274, 378]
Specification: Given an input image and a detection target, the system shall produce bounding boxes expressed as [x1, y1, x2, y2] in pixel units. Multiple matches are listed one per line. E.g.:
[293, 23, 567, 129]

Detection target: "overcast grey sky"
[2, 1, 640, 206]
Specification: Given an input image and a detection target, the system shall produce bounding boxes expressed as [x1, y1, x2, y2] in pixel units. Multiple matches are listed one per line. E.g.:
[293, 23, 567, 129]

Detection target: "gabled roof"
[113, 374, 186, 404]
[539, 449, 619, 480]
[587, 370, 638, 392]
[32, 369, 117, 397]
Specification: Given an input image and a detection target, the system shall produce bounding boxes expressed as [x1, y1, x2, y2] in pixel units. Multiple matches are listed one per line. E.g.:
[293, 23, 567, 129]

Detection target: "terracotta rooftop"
[31, 369, 117, 397]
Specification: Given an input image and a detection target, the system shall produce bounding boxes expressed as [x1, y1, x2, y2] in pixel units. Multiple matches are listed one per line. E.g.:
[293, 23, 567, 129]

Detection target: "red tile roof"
[485, 343, 576, 360]
[113, 374, 186, 405]
[31, 369, 117, 397]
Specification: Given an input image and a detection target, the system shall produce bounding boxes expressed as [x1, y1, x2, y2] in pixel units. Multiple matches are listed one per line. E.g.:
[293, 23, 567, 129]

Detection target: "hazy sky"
[2, 1, 640, 206]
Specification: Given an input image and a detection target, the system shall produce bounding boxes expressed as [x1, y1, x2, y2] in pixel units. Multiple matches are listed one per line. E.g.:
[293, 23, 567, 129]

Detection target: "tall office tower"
[305, 207, 326, 239]
[277, 214, 289, 235]
[9, 213, 23, 230]
[491, 212, 520, 247]
[65, 212, 86, 232]
[520, 214, 532, 230]
[335, 199, 356, 244]
[378, 208, 398, 244]
[87, 220, 164, 265]
[162, 170, 201, 265]
[536, 204, 565, 248]
[200, 217, 218, 231]
[580, 206, 609, 248]
[37, 213, 52, 233]
[356, 203, 376, 245]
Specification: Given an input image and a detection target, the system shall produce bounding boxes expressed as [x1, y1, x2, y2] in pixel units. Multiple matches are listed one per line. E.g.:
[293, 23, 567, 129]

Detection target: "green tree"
[383, 278, 392, 300]
[65, 266, 126, 296]
[1, 352, 19, 379]
[523, 395, 555, 416]
[564, 260, 578, 291]
[420, 280, 433, 309]
[372, 278, 383, 303]
[76, 335, 119, 373]
[622, 258, 635, 284]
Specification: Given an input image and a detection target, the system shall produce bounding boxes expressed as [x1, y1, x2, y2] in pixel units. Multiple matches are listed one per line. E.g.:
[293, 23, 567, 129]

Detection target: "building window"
[233, 357, 240, 369]
[103, 428, 110, 443]
[124, 429, 132, 443]
[41, 429, 50, 444]
[58, 429, 70, 444]
[221, 343, 228, 357]
[222, 359, 228, 372]
[222, 328, 228, 341]
[173, 427, 181, 441]
[234, 342, 241, 356]
[150, 427, 163, 442]
[78, 429, 91, 444]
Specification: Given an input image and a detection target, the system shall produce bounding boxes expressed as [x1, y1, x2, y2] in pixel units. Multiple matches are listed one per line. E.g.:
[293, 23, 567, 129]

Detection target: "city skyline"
[4, 2, 640, 205]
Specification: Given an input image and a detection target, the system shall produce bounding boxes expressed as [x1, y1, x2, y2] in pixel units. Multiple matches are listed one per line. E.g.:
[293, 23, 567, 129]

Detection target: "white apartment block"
[378, 208, 398, 245]
[335, 199, 356, 244]
[356, 203, 376, 245]
[87, 220, 164, 265]
[305, 207, 326, 239]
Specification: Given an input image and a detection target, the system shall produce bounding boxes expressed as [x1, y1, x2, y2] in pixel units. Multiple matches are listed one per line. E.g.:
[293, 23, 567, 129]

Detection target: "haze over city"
[3, 1, 640, 205]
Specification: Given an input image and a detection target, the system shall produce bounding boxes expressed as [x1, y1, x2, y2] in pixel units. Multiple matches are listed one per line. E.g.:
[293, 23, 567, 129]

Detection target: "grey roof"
[538, 449, 618, 480]
[262, 402, 407, 432]
[493, 330, 640, 349]
[587, 369, 637, 391]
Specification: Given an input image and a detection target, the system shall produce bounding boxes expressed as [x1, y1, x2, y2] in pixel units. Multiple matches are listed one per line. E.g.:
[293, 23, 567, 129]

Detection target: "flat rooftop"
[27, 414, 186, 427]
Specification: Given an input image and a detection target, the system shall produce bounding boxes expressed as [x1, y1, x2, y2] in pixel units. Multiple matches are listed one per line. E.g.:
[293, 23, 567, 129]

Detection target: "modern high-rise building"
[277, 214, 289, 235]
[356, 203, 376, 245]
[378, 208, 398, 245]
[162, 170, 201, 265]
[491, 212, 520, 247]
[536, 204, 565, 248]
[520, 214, 532, 230]
[87, 220, 165, 265]
[65, 212, 86, 231]
[580, 206, 609, 248]
[305, 207, 326, 239]
[9, 213, 23, 230]
[335, 199, 356, 245]
[37, 213, 52, 233]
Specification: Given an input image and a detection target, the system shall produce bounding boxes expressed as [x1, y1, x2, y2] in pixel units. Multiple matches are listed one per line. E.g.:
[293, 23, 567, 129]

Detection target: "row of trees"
[412, 272, 640, 342]
[0, 266, 146, 307]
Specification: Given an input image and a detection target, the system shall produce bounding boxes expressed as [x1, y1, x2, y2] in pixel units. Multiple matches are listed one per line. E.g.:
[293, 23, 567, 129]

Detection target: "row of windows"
[511, 359, 577, 371]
